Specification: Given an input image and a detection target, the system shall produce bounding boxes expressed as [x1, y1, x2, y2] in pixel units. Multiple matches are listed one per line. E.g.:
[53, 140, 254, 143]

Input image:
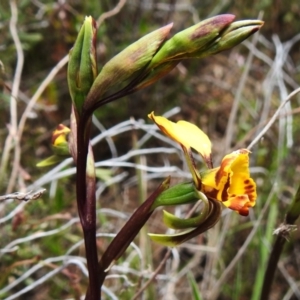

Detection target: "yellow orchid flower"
[52, 124, 70, 144]
[37, 124, 71, 167]
[51, 124, 71, 155]
[201, 149, 256, 216]
[148, 112, 256, 216]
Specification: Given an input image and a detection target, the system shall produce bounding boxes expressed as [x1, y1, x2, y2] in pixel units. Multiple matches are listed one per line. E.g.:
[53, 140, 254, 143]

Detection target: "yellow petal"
[148, 112, 212, 167]
[227, 149, 256, 206]
[201, 149, 256, 216]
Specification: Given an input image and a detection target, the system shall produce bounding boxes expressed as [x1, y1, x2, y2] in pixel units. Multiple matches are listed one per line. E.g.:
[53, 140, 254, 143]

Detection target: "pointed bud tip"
[209, 14, 236, 28]
[258, 20, 264, 27]
[217, 14, 236, 23]
[190, 14, 235, 41]
[243, 20, 264, 32]
[160, 22, 174, 39]
[165, 22, 174, 30]
[251, 22, 264, 33]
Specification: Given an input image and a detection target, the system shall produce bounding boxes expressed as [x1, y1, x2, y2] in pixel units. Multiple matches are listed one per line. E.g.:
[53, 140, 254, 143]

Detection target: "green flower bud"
[68, 16, 97, 114]
[149, 14, 236, 68]
[84, 23, 173, 110]
[136, 17, 263, 91]
[185, 19, 264, 59]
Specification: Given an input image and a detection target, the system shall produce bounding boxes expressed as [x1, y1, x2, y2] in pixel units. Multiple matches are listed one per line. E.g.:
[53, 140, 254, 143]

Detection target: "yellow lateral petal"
[227, 149, 257, 206]
[148, 112, 212, 166]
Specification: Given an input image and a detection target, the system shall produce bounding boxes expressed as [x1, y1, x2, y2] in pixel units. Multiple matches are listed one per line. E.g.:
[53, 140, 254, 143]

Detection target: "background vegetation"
[1, 0, 300, 299]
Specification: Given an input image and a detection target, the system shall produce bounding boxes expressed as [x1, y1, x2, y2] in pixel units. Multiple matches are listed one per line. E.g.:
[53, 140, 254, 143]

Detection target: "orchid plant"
[38, 14, 263, 300]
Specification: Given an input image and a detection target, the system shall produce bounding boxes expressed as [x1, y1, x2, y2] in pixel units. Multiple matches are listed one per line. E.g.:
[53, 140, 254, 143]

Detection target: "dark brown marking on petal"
[215, 158, 229, 185]
[204, 188, 219, 201]
[238, 207, 249, 216]
[248, 193, 256, 202]
[245, 184, 254, 190]
[244, 179, 250, 184]
[205, 154, 213, 169]
[221, 174, 230, 201]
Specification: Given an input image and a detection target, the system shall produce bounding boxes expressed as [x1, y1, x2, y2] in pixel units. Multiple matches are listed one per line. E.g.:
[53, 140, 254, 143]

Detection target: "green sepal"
[163, 209, 208, 230]
[149, 200, 222, 246]
[68, 16, 97, 114]
[148, 229, 194, 247]
[151, 181, 198, 210]
[36, 155, 66, 167]
[95, 168, 113, 182]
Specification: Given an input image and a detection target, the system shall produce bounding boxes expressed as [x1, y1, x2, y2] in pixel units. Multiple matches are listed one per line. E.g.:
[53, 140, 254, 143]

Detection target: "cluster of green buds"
[67, 15, 264, 119]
